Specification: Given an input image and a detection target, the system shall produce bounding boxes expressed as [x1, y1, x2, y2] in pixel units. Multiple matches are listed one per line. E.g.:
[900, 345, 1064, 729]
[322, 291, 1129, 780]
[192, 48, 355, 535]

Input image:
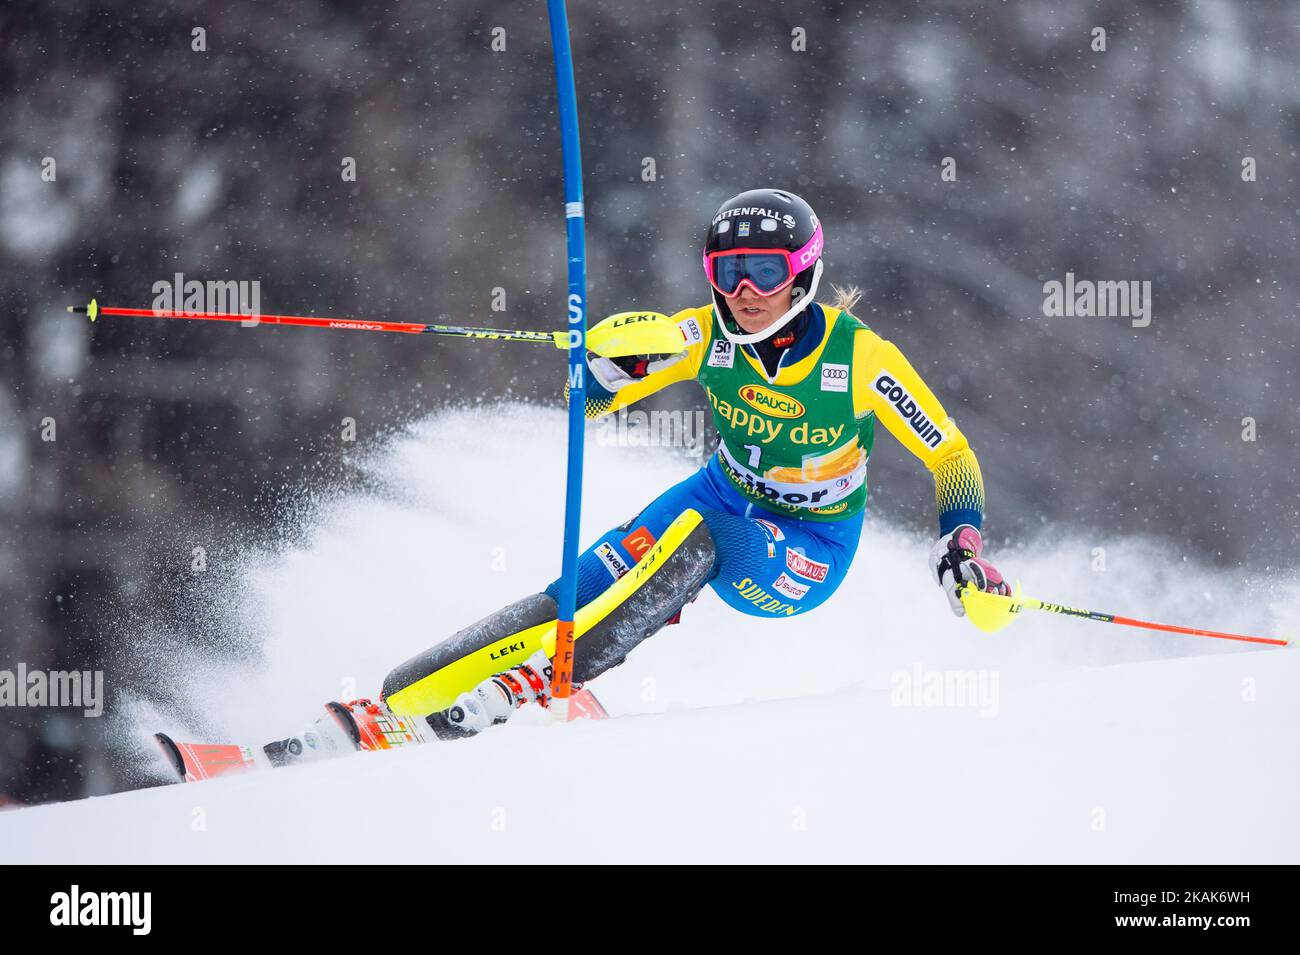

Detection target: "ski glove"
[930, 524, 1011, 617]
[588, 350, 687, 393]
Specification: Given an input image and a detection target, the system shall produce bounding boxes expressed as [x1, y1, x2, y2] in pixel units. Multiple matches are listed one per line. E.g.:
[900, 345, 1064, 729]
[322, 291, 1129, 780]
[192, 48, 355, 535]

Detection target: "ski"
[154, 698, 431, 784]
[154, 736, 261, 783]
[153, 689, 609, 784]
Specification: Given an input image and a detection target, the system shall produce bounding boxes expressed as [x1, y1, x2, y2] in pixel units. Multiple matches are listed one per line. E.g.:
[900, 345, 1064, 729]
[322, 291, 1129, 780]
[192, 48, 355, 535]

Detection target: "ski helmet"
[703, 188, 824, 345]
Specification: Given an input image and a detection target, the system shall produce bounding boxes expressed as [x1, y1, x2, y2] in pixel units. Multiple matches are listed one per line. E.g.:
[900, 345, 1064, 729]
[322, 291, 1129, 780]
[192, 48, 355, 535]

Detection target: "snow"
[1, 405, 1296, 863]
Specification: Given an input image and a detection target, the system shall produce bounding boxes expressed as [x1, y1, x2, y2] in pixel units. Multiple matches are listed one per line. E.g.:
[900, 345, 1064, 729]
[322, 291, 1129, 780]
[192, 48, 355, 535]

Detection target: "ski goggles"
[703, 225, 823, 297]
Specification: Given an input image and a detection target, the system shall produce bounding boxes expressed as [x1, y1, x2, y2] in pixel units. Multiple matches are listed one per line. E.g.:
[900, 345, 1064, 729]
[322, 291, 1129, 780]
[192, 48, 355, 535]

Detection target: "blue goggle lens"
[713, 253, 791, 295]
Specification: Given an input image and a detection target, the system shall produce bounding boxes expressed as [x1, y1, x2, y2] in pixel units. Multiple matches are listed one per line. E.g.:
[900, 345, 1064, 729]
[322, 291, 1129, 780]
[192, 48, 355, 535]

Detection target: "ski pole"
[959, 584, 1291, 647]
[67, 299, 569, 347]
[66, 301, 687, 359]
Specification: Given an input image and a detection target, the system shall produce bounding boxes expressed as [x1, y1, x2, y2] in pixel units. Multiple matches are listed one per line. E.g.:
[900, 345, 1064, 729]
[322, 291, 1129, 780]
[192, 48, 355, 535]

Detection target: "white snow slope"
[2, 405, 1297, 864]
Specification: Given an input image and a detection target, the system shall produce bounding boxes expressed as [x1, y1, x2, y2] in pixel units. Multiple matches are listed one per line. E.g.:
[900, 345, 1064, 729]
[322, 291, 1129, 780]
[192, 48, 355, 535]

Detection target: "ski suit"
[543, 301, 987, 619]
[381, 301, 988, 717]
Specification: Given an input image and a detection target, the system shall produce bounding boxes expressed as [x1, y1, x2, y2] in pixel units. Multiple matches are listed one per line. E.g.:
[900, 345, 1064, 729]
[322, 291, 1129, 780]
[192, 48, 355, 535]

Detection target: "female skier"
[380, 188, 1011, 736]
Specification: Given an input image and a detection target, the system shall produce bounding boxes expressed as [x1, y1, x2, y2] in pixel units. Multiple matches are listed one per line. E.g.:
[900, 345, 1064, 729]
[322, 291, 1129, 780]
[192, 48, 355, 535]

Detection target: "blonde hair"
[826, 283, 863, 313]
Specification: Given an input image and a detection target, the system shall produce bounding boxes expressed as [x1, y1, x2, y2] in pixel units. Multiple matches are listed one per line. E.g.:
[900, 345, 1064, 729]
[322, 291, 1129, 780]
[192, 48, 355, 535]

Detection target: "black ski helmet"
[703, 188, 824, 345]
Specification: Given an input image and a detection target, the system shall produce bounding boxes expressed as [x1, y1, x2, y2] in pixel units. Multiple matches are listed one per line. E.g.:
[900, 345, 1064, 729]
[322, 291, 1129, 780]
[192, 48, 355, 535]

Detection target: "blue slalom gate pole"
[546, 0, 587, 718]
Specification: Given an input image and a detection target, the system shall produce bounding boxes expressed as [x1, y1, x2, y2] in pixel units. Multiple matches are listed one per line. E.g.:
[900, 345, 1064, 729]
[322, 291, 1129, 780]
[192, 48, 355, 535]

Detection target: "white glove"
[929, 524, 1011, 617]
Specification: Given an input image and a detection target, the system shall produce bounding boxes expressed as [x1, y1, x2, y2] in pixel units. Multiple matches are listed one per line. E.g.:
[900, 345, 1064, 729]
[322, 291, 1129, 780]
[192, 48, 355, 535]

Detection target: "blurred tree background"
[1, 0, 1297, 803]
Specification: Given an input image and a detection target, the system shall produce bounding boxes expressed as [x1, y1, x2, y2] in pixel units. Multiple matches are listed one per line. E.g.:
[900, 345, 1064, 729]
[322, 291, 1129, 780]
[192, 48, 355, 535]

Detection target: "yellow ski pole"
[959, 584, 1291, 647]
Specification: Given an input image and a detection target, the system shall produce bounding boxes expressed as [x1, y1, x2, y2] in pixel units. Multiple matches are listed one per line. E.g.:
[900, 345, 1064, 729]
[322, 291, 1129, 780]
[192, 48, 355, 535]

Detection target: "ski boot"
[427, 649, 554, 740]
[263, 698, 429, 766]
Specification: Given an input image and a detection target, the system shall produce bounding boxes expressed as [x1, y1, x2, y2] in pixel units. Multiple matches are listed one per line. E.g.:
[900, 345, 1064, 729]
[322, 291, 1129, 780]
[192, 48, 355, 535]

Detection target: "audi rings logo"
[821, 363, 849, 393]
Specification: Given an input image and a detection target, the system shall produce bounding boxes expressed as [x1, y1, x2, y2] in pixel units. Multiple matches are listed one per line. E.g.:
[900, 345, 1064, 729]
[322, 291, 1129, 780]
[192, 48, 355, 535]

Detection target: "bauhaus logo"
[785, 549, 829, 583]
